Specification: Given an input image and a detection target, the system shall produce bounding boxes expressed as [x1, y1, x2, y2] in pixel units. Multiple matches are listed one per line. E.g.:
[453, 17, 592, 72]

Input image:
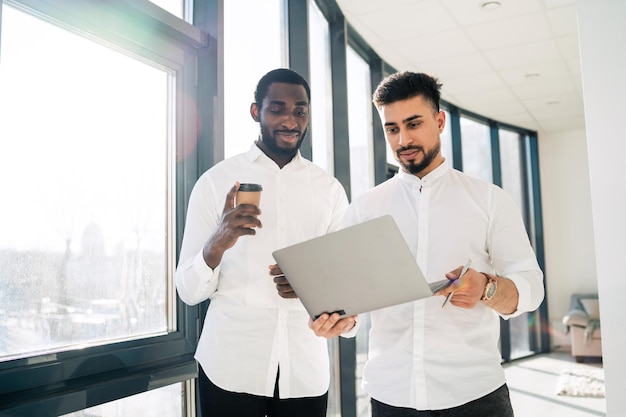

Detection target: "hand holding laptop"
[308, 312, 358, 338]
[269, 264, 297, 299]
[269, 264, 357, 338]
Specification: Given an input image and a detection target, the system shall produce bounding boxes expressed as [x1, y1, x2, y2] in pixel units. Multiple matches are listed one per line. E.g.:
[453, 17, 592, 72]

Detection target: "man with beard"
[309, 71, 544, 416]
[175, 68, 355, 417]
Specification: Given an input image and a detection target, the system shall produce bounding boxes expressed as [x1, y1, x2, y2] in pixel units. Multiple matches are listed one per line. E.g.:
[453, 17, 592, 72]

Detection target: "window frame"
[0, 1, 207, 415]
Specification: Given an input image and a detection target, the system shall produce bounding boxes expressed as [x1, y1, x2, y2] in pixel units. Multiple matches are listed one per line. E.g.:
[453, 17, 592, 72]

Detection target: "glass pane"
[499, 129, 524, 210]
[356, 314, 373, 417]
[148, 0, 184, 18]
[347, 45, 374, 417]
[0, 6, 170, 361]
[59, 383, 183, 417]
[309, 0, 334, 175]
[223, 0, 287, 158]
[460, 117, 492, 182]
[308, 6, 339, 416]
[347, 46, 374, 200]
[499, 129, 534, 359]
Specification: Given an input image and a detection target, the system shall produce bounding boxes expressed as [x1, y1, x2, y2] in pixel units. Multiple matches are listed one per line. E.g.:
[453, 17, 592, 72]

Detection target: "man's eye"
[386, 127, 398, 134]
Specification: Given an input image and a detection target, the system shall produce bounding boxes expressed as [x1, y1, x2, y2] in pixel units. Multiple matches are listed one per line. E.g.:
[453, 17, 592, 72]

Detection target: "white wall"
[539, 128, 598, 339]
[577, 0, 626, 414]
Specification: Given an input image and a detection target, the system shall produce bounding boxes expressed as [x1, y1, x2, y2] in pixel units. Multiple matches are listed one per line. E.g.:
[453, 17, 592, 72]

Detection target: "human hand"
[202, 182, 262, 268]
[308, 313, 357, 338]
[269, 264, 298, 299]
[435, 265, 487, 309]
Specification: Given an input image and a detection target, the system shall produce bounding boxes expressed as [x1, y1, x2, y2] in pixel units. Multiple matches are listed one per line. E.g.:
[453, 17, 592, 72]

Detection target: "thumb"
[223, 182, 239, 212]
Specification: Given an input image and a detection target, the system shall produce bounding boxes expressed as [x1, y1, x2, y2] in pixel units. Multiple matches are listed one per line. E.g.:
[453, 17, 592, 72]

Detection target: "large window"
[309, 0, 334, 174]
[0, 1, 203, 415]
[223, 0, 287, 158]
[346, 46, 374, 200]
[0, 5, 170, 361]
[499, 129, 537, 360]
[499, 129, 525, 211]
[460, 116, 493, 182]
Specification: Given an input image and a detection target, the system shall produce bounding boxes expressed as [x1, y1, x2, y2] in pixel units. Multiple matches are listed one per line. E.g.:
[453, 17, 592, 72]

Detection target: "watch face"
[486, 281, 497, 299]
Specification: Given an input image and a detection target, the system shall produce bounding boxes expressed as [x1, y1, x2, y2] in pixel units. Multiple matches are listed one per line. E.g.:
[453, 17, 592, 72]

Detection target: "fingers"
[446, 292, 476, 308]
[270, 266, 298, 299]
[268, 264, 283, 276]
[434, 279, 457, 296]
[441, 269, 486, 308]
[273, 274, 298, 299]
[309, 314, 357, 338]
[237, 209, 263, 230]
[445, 264, 466, 279]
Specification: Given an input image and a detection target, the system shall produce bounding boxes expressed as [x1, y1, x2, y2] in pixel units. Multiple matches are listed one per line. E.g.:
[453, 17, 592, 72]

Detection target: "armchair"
[562, 293, 602, 362]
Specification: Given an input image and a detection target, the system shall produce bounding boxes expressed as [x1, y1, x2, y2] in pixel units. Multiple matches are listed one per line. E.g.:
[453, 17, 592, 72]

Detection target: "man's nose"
[280, 113, 298, 130]
[398, 130, 412, 146]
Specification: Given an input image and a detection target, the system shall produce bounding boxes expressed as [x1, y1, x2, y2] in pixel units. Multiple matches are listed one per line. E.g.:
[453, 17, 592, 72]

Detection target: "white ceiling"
[335, 0, 583, 134]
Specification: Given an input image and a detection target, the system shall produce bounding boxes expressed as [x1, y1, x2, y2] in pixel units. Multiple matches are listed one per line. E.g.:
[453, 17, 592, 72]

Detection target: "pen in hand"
[442, 258, 472, 308]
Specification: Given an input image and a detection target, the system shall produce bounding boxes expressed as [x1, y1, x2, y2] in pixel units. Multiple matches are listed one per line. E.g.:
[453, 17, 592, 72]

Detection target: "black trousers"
[371, 384, 514, 417]
[198, 366, 328, 417]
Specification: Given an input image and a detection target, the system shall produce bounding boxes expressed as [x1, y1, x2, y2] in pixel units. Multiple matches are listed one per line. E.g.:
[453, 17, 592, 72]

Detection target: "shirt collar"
[397, 158, 450, 188]
[245, 141, 302, 167]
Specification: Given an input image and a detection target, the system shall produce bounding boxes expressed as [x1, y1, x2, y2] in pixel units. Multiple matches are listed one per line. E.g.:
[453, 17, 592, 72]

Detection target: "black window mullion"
[287, 0, 311, 159]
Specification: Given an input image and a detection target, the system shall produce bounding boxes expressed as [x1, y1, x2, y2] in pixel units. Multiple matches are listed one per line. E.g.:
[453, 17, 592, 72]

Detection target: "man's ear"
[437, 110, 446, 133]
[250, 103, 259, 122]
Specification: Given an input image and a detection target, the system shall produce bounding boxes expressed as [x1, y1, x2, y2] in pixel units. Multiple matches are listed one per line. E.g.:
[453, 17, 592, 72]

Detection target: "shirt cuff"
[193, 251, 220, 287]
[498, 272, 538, 319]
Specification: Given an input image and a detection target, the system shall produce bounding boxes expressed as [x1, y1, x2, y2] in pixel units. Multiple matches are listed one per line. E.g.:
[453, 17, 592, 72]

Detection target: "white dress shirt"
[343, 159, 544, 410]
[176, 143, 348, 398]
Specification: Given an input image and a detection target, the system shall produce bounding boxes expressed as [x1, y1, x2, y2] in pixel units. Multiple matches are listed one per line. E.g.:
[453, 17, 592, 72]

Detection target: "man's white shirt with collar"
[343, 159, 544, 410]
[176, 143, 348, 398]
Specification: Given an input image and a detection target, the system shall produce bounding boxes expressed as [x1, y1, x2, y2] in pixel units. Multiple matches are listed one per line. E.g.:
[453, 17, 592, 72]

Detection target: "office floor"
[504, 350, 606, 417]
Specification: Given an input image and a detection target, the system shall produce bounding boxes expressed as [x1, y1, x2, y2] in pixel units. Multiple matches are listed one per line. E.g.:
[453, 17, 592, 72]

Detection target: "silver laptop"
[272, 215, 451, 319]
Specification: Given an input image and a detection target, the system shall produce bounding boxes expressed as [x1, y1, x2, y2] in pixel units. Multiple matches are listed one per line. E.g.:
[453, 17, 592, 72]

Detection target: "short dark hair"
[372, 71, 442, 113]
[254, 68, 311, 110]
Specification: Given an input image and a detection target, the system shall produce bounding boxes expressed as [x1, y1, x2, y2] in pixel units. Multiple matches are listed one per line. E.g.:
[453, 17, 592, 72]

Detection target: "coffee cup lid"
[238, 183, 263, 192]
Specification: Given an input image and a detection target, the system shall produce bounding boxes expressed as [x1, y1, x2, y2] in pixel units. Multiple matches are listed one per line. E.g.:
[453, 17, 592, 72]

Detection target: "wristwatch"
[481, 274, 497, 301]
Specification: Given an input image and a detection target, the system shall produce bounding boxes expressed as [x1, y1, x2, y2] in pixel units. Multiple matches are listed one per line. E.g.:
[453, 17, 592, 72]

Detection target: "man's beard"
[396, 142, 440, 175]
[259, 125, 308, 158]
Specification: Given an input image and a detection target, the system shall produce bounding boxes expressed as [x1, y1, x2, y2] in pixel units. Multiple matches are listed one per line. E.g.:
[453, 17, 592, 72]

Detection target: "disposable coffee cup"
[236, 183, 263, 207]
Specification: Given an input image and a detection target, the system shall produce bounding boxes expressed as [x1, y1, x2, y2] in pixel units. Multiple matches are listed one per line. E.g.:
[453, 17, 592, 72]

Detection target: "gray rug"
[556, 368, 605, 398]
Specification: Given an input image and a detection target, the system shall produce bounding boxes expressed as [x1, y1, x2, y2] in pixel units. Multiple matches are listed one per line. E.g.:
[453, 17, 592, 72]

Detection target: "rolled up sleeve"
[176, 251, 220, 306]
